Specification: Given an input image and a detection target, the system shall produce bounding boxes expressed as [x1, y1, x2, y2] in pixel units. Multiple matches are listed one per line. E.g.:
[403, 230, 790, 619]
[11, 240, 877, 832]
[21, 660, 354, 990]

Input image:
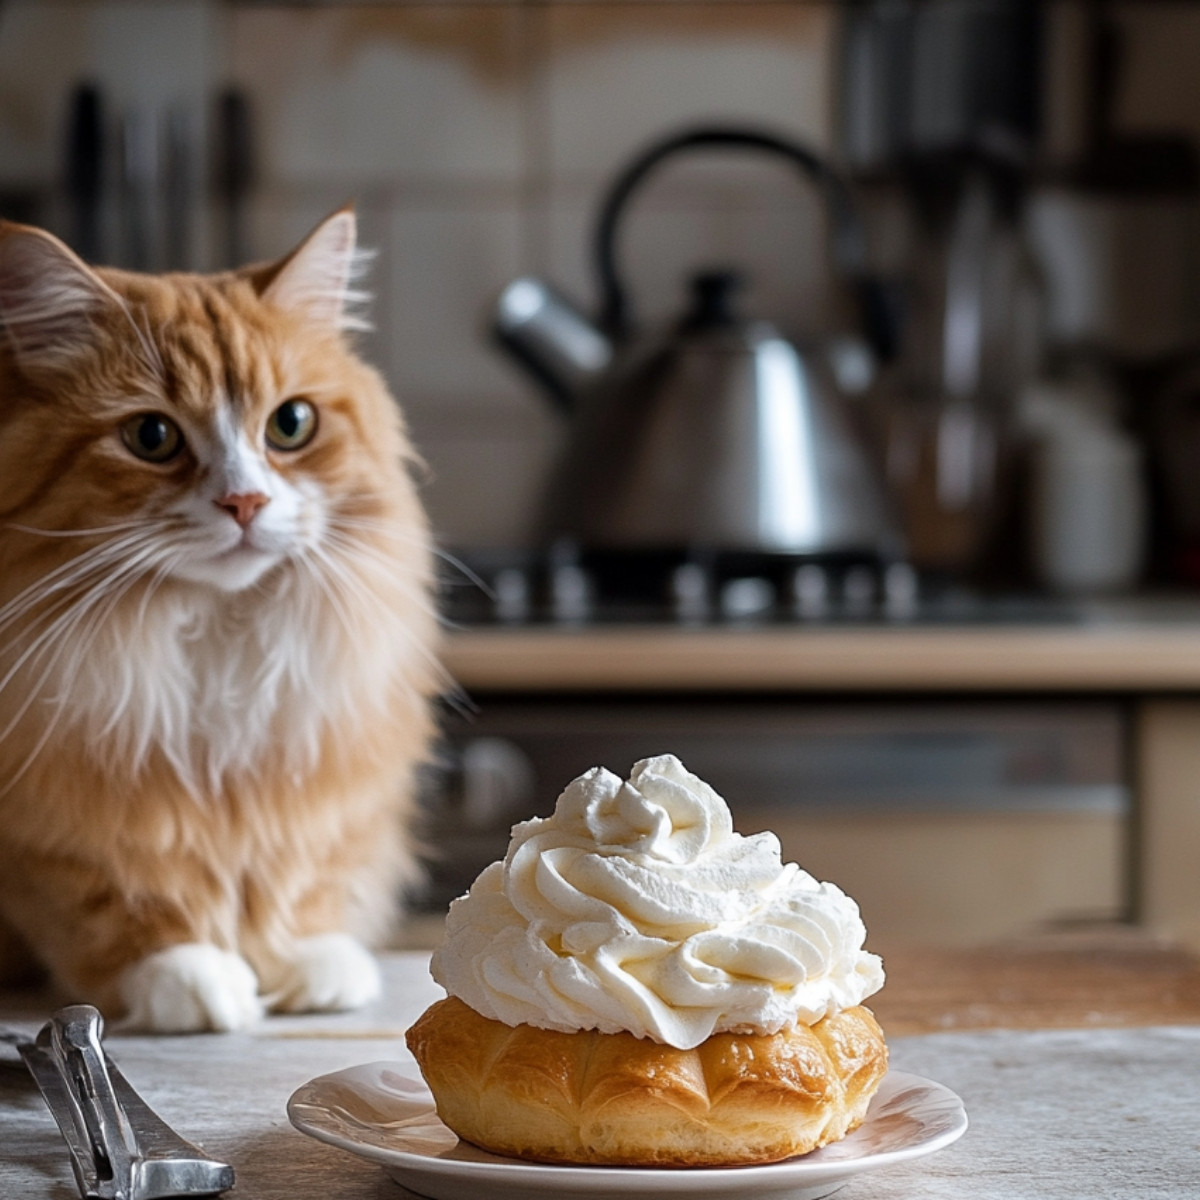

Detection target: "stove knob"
[459, 738, 534, 829]
[720, 576, 775, 621]
[670, 563, 712, 623]
[842, 565, 876, 615]
[791, 564, 829, 619]
[883, 561, 919, 619]
[493, 567, 531, 623]
[550, 562, 592, 623]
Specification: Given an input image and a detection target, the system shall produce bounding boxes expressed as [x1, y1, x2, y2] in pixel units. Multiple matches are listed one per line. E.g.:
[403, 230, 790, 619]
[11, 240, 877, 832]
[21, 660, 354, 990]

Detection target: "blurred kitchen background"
[8, 0, 1200, 584]
[8, 0, 1200, 948]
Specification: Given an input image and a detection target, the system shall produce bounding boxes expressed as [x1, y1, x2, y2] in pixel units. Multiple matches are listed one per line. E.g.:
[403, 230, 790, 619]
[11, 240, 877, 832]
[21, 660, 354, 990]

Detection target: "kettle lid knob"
[683, 269, 745, 330]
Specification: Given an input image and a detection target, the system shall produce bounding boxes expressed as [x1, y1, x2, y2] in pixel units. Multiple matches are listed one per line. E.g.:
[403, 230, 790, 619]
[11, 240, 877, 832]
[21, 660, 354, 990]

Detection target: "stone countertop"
[3, 935, 1200, 1199]
[878, 1024, 1200, 1200]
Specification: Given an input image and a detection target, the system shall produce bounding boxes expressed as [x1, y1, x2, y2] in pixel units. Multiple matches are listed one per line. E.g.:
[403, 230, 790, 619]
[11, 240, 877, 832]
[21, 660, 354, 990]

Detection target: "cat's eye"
[120, 413, 183, 463]
[266, 398, 318, 451]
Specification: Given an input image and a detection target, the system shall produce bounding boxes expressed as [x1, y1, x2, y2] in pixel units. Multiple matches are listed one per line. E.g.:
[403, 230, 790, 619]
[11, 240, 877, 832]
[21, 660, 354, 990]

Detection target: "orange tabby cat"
[0, 208, 439, 1032]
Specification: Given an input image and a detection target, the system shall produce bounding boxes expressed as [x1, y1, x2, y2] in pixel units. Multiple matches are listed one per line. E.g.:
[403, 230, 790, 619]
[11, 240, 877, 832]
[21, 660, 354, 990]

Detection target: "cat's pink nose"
[215, 492, 270, 528]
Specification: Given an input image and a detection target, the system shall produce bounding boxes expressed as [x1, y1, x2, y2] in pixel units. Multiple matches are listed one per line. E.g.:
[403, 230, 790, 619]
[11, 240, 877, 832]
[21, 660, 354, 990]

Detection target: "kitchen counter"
[440, 596, 1200, 693]
[3, 935, 1200, 1199]
[441, 598, 1200, 952]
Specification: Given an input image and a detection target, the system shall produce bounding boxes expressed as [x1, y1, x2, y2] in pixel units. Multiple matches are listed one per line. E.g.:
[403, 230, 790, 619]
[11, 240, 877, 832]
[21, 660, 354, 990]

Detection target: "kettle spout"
[493, 278, 612, 413]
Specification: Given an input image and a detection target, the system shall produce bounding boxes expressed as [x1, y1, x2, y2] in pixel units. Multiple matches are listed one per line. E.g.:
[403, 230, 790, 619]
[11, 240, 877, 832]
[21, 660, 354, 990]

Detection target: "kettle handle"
[592, 125, 896, 360]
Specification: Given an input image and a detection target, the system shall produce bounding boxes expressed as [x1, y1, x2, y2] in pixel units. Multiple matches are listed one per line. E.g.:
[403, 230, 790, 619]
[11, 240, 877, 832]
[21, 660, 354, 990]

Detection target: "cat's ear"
[252, 206, 369, 332]
[0, 221, 121, 369]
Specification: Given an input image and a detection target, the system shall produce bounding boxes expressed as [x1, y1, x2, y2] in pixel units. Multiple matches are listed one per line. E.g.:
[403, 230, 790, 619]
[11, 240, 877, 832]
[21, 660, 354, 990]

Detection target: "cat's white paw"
[269, 933, 382, 1014]
[119, 943, 264, 1033]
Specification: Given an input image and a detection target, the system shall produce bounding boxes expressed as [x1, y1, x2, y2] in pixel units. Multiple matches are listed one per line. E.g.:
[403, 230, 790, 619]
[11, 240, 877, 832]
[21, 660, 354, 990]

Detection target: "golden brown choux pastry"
[406, 995, 888, 1167]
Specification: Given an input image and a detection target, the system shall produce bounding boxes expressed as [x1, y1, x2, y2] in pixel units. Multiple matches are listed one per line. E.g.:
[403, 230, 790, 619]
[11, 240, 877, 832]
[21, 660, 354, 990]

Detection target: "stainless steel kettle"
[494, 126, 900, 560]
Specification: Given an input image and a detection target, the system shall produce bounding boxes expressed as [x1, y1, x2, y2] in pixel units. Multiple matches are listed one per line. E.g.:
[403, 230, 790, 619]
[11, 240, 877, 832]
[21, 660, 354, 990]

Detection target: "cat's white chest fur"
[59, 576, 406, 1031]
[58, 568, 399, 795]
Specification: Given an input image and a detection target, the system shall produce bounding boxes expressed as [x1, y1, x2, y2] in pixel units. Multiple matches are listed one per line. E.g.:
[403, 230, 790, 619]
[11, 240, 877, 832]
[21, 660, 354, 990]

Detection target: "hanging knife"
[213, 88, 254, 268]
[64, 81, 105, 263]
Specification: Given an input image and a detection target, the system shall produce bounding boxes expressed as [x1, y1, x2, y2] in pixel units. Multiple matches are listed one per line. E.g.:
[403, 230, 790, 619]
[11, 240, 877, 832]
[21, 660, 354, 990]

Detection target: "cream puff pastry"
[408, 755, 888, 1166]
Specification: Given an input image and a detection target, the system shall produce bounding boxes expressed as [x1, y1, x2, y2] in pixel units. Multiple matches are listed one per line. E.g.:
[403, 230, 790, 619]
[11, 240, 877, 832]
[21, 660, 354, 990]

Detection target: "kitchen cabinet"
[439, 598, 1200, 951]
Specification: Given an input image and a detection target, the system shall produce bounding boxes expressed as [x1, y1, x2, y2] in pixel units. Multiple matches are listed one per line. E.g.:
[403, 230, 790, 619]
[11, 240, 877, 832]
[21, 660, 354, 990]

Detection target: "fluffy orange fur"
[0, 209, 439, 1030]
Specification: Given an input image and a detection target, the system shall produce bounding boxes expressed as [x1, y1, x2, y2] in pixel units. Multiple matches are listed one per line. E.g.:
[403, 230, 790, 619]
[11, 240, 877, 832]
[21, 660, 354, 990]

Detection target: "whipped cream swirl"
[431, 754, 884, 1050]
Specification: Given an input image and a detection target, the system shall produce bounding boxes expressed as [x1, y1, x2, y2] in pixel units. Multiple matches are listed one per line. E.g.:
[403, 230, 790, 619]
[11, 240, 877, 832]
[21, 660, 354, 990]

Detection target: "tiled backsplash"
[0, 0, 838, 550]
[235, 2, 842, 550]
[2, 1, 1200, 549]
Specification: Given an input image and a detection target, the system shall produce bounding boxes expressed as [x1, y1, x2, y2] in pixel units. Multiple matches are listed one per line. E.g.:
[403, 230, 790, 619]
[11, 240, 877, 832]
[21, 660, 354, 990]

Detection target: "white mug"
[1031, 425, 1146, 594]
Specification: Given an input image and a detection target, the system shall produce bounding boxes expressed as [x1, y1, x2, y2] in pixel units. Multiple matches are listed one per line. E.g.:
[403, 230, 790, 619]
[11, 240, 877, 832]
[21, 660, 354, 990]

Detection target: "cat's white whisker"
[295, 569, 360, 663]
[0, 563, 156, 675]
[132, 550, 187, 632]
[0, 540, 167, 730]
[319, 531, 440, 618]
[93, 556, 189, 748]
[0, 539, 152, 660]
[298, 545, 378, 642]
[0, 527, 163, 632]
[315, 542, 454, 685]
[36, 566, 152, 724]
[310, 541, 414, 618]
[324, 512, 400, 530]
[326, 515, 431, 547]
[3, 518, 161, 538]
[302, 540, 456, 702]
[0, 559, 162, 790]
[1, 529, 166, 635]
[430, 551, 492, 594]
[331, 520, 484, 596]
[319, 532, 420, 587]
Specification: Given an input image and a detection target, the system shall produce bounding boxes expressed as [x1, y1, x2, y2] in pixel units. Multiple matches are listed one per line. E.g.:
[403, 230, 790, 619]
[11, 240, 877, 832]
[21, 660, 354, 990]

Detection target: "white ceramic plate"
[288, 1064, 967, 1200]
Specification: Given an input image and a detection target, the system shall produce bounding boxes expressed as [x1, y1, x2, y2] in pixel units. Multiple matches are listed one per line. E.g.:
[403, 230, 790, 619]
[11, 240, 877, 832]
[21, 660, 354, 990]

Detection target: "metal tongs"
[12, 1004, 234, 1200]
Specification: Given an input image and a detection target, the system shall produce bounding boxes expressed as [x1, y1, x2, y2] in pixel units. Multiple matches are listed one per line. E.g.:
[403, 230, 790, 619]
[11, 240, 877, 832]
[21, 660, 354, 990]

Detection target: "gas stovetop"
[438, 548, 1082, 629]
